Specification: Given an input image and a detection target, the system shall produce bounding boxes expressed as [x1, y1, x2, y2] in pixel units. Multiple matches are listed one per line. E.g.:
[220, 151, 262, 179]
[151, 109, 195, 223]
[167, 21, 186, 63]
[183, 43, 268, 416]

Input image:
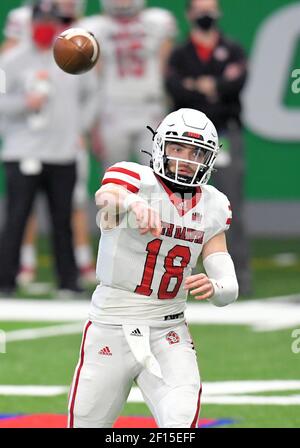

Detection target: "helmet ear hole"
[146, 126, 157, 141]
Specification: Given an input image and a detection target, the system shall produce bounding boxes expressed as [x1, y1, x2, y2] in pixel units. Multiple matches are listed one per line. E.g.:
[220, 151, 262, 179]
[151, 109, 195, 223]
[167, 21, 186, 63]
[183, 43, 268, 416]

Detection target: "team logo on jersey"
[214, 46, 229, 61]
[99, 346, 112, 356]
[177, 201, 187, 211]
[166, 331, 180, 345]
[130, 328, 143, 337]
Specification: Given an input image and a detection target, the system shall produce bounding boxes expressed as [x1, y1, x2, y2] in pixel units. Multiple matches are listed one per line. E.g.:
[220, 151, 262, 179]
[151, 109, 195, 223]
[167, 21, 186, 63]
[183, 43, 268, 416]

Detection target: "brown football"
[53, 28, 100, 75]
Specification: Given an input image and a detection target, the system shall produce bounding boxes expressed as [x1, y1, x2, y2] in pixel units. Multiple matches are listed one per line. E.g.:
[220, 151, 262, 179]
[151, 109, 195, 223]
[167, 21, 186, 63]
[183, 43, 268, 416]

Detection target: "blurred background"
[0, 0, 299, 298]
[0, 0, 299, 429]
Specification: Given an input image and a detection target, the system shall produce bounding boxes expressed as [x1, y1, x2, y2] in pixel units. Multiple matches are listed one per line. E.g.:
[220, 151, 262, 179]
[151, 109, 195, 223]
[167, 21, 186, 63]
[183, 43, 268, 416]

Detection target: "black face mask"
[194, 14, 217, 31]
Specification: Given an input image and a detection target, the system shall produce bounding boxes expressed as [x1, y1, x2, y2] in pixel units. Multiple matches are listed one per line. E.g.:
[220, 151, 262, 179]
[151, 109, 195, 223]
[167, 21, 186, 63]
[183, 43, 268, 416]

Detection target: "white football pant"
[68, 320, 202, 428]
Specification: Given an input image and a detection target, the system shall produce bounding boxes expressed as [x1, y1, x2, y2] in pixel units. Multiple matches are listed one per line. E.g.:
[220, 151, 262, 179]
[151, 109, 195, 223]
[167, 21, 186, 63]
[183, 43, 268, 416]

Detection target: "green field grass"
[0, 238, 300, 428]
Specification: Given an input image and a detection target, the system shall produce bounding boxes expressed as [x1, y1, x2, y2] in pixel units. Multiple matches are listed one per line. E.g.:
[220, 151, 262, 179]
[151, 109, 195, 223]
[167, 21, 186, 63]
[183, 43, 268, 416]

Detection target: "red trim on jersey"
[155, 175, 201, 217]
[106, 167, 141, 180]
[191, 385, 202, 428]
[226, 218, 232, 225]
[68, 321, 92, 428]
[102, 178, 139, 193]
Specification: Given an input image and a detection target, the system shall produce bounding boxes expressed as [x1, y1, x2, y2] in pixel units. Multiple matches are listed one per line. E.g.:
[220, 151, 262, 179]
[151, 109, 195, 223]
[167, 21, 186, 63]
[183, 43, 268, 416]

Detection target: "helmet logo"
[182, 132, 204, 140]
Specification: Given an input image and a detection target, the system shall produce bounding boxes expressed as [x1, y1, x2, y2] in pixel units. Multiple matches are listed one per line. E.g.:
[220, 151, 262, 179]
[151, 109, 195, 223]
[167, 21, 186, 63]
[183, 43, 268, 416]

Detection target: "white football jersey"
[4, 6, 31, 41]
[89, 162, 232, 326]
[79, 8, 177, 103]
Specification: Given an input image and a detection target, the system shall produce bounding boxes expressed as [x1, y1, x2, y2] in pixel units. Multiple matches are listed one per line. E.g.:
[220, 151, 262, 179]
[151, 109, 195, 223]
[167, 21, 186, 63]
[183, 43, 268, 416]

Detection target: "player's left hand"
[184, 273, 214, 300]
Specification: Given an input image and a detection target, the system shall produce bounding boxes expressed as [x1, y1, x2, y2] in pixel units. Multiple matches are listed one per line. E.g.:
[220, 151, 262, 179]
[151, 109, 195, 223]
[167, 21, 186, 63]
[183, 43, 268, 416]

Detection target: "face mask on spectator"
[193, 13, 217, 31]
[32, 21, 59, 49]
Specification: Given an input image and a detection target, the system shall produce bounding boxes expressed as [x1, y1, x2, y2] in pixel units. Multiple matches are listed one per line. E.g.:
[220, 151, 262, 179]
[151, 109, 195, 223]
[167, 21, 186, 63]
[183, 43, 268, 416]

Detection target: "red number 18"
[135, 239, 191, 300]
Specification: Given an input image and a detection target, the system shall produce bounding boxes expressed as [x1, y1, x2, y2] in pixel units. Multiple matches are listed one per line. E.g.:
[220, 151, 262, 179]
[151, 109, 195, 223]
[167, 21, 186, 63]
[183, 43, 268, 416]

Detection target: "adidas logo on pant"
[99, 346, 112, 356]
[130, 328, 143, 337]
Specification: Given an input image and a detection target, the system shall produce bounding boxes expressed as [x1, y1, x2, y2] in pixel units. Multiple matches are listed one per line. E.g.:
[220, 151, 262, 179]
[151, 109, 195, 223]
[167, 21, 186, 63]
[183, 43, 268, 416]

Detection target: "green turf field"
[0, 238, 300, 428]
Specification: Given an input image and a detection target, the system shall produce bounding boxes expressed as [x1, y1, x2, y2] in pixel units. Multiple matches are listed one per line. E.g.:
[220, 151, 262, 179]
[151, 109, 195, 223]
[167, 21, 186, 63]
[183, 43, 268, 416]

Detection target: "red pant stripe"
[190, 385, 202, 428]
[68, 320, 92, 428]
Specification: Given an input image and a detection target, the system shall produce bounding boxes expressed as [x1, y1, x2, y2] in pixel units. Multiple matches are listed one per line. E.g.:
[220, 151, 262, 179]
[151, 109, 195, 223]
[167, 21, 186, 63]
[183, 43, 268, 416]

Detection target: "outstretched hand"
[184, 273, 215, 300]
[130, 201, 162, 237]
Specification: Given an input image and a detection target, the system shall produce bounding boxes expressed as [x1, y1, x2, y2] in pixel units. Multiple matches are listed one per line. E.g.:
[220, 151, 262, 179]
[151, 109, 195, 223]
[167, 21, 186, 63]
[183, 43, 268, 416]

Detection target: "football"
[53, 28, 100, 75]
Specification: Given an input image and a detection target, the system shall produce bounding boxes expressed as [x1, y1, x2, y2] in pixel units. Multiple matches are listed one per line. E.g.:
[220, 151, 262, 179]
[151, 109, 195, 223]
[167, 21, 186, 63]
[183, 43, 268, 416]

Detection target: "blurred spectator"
[1, 0, 98, 286]
[165, 0, 252, 295]
[80, 0, 177, 168]
[0, 1, 98, 296]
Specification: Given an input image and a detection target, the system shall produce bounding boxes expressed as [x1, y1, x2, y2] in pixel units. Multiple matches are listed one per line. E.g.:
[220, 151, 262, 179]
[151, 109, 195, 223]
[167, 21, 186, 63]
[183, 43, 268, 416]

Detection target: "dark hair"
[32, 1, 59, 20]
[32, 0, 73, 23]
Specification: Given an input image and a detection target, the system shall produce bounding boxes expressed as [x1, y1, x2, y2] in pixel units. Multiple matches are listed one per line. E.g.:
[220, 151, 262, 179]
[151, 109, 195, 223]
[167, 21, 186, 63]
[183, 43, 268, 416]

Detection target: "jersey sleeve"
[214, 192, 232, 234]
[143, 8, 178, 40]
[224, 200, 232, 231]
[203, 188, 232, 244]
[4, 7, 30, 40]
[101, 162, 142, 194]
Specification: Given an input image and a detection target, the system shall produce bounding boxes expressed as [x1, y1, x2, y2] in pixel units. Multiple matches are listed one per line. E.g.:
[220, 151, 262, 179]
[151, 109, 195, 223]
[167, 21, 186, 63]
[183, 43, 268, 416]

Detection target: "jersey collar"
[155, 175, 202, 217]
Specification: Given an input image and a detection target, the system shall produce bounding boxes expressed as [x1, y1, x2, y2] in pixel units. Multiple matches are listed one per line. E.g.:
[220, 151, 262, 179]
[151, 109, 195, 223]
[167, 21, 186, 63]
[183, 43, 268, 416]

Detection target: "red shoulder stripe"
[106, 167, 140, 180]
[102, 178, 139, 194]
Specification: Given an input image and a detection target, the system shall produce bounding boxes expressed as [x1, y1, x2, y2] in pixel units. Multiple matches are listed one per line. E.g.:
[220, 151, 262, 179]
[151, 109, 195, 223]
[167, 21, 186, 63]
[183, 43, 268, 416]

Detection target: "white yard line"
[5, 323, 85, 342]
[203, 395, 300, 405]
[0, 299, 89, 322]
[202, 380, 300, 395]
[0, 386, 69, 396]
[128, 381, 300, 405]
[1, 381, 300, 405]
[1, 294, 300, 337]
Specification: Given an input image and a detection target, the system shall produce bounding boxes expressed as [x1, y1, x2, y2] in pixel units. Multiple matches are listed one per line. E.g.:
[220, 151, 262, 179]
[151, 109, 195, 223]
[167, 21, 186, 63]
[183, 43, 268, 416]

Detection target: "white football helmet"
[101, 0, 145, 17]
[152, 108, 219, 187]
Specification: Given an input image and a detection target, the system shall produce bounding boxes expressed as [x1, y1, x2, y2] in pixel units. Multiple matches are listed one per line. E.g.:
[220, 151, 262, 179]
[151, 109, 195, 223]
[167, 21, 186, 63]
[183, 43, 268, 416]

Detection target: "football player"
[80, 0, 177, 168]
[68, 108, 239, 428]
[1, 0, 97, 286]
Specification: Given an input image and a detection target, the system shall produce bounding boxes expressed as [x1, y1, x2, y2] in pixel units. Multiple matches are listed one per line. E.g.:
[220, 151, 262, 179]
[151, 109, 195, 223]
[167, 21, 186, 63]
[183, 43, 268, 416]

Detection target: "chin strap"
[146, 126, 157, 141]
[139, 125, 158, 165]
[162, 174, 197, 194]
[140, 149, 152, 158]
